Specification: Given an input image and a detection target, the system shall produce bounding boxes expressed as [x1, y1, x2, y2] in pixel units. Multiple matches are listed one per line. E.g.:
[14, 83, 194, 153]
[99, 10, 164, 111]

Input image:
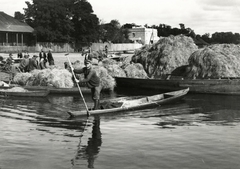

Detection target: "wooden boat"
[115, 77, 240, 95]
[67, 88, 189, 117]
[0, 87, 50, 97]
[23, 86, 91, 95]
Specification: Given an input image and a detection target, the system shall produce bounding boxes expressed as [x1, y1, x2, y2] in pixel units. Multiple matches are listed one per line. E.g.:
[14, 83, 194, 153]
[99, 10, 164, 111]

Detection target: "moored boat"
[23, 86, 91, 95]
[67, 88, 189, 117]
[115, 77, 240, 95]
[0, 87, 49, 97]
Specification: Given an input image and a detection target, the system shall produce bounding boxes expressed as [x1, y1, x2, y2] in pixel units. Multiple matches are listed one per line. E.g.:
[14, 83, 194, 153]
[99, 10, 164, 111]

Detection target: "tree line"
[14, 0, 240, 45]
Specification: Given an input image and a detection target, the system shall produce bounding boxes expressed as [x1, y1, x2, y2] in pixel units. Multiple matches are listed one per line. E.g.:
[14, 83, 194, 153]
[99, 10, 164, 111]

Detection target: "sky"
[1, 0, 240, 35]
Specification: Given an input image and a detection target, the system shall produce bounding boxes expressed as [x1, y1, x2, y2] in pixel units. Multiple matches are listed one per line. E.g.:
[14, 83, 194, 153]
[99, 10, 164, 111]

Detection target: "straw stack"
[186, 44, 240, 78]
[13, 68, 74, 88]
[124, 63, 148, 78]
[93, 66, 116, 90]
[132, 35, 198, 78]
[101, 58, 126, 77]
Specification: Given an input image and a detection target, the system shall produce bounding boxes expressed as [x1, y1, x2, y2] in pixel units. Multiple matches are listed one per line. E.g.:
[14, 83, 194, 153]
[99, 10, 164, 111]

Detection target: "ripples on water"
[0, 91, 240, 169]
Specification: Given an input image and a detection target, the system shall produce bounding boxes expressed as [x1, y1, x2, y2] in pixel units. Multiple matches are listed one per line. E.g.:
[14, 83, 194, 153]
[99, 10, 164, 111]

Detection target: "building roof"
[0, 11, 34, 33]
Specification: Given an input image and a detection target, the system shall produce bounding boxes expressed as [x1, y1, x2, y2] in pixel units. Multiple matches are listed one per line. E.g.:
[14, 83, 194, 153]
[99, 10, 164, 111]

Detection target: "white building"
[128, 27, 159, 45]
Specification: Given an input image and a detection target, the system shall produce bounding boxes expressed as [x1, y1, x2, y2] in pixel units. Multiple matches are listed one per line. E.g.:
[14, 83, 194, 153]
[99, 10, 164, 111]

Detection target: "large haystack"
[124, 63, 148, 78]
[13, 68, 74, 88]
[100, 58, 126, 77]
[132, 35, 198, 78]
[93, 66, 116, 90]
[185, 44, 240, 78]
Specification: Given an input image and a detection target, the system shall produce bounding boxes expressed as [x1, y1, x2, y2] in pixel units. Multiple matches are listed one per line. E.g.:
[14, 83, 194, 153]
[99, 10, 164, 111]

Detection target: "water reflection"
[71, 116, 102, 168]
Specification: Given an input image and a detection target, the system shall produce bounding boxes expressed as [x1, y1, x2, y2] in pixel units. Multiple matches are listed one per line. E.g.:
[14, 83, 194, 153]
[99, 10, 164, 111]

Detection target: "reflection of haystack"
[124, 63, 148, 78]
[132, 35, 198, 78]
[185, 44, 240, 78]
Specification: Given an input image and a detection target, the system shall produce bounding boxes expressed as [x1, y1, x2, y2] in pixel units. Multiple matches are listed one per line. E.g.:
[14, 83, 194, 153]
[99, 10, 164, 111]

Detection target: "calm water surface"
[0, 89, 240, 169]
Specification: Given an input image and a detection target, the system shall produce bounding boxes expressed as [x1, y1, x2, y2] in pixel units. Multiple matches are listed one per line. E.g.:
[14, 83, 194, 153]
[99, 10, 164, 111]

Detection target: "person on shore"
[28, 55, 39, 72]
[71, 54, 101, 110]
[39, 49, 47, 69]
[4, 53, 14, 71]
[47, 49, 54, 66]
[19, 54, 30, 72]
[6, 53, 14, 65]
[17, 50, 23, 58]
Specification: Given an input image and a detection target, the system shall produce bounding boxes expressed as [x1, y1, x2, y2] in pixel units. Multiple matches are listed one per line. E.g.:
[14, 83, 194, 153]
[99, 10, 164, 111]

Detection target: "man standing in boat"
[72, 54, 101, 110]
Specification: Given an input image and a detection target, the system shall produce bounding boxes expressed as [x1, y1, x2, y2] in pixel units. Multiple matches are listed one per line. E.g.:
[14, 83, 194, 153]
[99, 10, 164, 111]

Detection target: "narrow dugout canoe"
[67, 88, 189, 117]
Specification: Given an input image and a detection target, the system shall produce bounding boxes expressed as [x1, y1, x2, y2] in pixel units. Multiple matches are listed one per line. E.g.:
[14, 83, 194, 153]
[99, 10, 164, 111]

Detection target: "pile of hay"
[124, 63, 148, 78]
[185, 44, 240, 78]
[132, 35, 198, 78]
[13, 68, 74, 88]
[13, 72, 33, 85]
[93, 66, 116, 90]
[101, 58, 126, 77]
[120, 55, 133, 69]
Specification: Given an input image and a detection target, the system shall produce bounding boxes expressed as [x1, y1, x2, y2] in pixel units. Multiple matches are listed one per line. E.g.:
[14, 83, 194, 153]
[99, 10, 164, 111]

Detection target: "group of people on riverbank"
[3, 49, 55, 73]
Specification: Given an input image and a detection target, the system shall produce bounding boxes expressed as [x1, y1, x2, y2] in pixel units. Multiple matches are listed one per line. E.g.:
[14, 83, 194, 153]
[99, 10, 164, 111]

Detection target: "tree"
[24, 0, 99, 43]
[24, 0, 74, 42]
[70, 0, 100, 44]
[14, 12, 25, 22]
[99, 20, 129, 43]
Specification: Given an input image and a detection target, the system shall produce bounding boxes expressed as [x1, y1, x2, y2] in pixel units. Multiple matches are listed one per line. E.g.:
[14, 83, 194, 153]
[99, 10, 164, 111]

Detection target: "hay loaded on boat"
[67, 88, 189, 117]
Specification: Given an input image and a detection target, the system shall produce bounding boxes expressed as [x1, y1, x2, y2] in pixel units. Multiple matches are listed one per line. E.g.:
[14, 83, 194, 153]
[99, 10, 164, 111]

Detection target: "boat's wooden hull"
[115, 77, 240, 95]
[24, 86, 91, 95]
[67, 88, 189, 117]
[0, 90, 49, 97]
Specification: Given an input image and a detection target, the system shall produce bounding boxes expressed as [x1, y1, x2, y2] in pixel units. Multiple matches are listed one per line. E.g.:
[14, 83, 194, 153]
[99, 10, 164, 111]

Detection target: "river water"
[0, 88, 240, 169]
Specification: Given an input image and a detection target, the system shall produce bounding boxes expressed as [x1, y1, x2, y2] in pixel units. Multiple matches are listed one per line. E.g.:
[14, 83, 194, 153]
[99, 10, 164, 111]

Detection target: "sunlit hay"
[209, 44, 240, 56]
[46, 68, 74, 88]
[13, 72, 33, 85]
[27, 69, 43, 86]
[186, 45, 240, 78]
[120, 55, 133, 69]
[131, 35, 198, 78]
[93, 66, 116, 90]
[124, 63, 148, 79]
[47, 65, 60, 70]
[101, 58, 117, 67]
[21, 68, 74, 88]
[72, 60, 84, 69]
[105, 64, 126, 77]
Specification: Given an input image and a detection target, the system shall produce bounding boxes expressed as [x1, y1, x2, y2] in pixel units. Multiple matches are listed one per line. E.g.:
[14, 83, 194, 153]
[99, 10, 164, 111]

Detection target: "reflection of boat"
[67, 88, 189, 117]
[0, 87, 49, 97]
[115, 77, 240, 95]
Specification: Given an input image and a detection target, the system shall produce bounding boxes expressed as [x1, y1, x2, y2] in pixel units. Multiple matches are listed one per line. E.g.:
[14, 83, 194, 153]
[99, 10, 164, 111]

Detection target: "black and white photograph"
[0, 0, 240, 169]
